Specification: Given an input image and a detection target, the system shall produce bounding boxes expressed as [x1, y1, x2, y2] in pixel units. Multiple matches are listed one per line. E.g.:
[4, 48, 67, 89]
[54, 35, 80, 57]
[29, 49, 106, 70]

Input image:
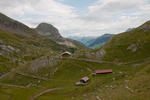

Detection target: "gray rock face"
[140, 25, 150, 30]
[126, 28, 134, 32]
[0, 45, 20, 53]
[139, 21, 150, 31]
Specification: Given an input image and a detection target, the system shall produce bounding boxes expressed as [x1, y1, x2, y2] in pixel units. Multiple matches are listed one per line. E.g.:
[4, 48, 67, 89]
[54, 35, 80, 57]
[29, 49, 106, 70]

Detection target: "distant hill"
[69, 34, 114, 49]
[69, 36, 97, 47]
[88, 34, 114, 49]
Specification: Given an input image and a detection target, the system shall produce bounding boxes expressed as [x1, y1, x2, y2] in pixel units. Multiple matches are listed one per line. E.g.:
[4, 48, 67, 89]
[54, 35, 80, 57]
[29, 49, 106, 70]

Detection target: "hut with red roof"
[95, 69, 113, 74]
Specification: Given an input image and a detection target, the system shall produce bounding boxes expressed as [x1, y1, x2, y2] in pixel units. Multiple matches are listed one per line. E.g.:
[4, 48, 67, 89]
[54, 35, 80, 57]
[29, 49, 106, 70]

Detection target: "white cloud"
[0, 0, 150, 37]
[83, 0, 150, 35]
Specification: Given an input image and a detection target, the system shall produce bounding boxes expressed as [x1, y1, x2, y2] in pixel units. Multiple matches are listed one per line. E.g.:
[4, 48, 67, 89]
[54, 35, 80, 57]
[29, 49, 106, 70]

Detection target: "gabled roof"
[95, 69, 112, 74]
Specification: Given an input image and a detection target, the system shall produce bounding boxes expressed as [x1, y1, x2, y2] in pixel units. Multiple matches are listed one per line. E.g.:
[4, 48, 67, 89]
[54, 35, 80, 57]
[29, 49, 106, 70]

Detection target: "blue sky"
[57, 0, 96, 13]
[58, 0, 95, 8]
[55, 0, 98, 17]
[0, 0, 150, 37]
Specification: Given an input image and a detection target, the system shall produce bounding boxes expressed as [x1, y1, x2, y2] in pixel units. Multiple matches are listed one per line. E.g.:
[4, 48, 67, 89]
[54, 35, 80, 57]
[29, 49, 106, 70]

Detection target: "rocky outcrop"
[35, 23, 76, 47]
[127, 44, 137, 52]
[139, 20, 150, 32]
[140, 24, 150, 30]
[0, 45, 20, 53]
[96, 49, 106, 57]
[35, 23, 64, 42]
[126, 28, 134, 32]
[24, 56, 59, 73]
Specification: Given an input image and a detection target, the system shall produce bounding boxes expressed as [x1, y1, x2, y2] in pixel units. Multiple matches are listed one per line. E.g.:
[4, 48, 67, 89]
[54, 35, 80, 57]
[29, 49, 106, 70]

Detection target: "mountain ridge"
[0, 13, 36, 37]
[0, 12, 86, 49]
[93, 20, 150, 63]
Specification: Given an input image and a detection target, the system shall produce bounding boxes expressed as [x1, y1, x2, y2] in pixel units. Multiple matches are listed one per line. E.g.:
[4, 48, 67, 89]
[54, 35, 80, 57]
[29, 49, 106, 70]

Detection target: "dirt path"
[29, 88, 62, 100]
[71, 57, 150, 66]
[0, 83, 28, 88]
[69, 58, 113, 64]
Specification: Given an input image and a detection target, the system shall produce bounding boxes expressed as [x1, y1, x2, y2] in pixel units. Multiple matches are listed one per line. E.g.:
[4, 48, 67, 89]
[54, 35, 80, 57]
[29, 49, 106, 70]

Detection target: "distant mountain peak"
[35, 22, 85, 48]
[36, 23, 61, 36]
[35, 23, 65, 42]
[88, 34, 114, 49]
[36, 23, 59, 33]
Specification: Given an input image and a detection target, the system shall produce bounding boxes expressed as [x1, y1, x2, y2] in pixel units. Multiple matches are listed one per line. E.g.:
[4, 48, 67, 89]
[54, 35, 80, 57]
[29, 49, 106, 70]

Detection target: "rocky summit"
[35, 23, 77, 47]
[35, 23, 64, 42]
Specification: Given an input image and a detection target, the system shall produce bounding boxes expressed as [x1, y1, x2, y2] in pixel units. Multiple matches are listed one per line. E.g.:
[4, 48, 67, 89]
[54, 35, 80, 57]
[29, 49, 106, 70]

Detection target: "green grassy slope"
[89, 63, 150, 100]
[0, 29, 79, 75]
[0, 57, 148, 100]
[92, 20, 150, 63]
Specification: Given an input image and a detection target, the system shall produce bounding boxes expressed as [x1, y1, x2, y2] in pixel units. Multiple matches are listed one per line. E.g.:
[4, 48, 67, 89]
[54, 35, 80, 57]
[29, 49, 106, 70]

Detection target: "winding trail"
[0, 83, 28, 88]
[29, 88, 62, 100]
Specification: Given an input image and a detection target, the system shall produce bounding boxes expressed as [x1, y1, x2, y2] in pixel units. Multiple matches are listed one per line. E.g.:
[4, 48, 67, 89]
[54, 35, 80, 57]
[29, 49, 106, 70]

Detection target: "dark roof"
[95, 69, 112, 74]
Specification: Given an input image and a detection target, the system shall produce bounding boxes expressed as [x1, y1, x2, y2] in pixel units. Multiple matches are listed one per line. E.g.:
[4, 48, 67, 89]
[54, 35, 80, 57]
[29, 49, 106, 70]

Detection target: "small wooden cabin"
[75, 76, 90, 86]
[95, 69, 112, 74]
[61, 52, 71, 57]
